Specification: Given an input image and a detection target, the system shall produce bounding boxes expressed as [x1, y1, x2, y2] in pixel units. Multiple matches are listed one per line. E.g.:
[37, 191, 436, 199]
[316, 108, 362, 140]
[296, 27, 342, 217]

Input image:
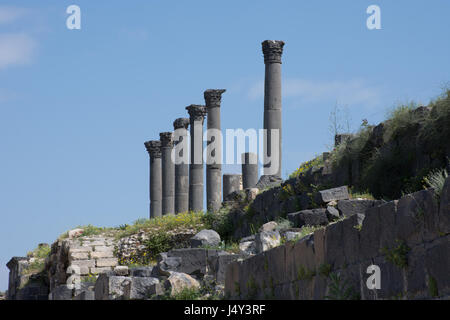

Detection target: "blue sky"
[0, 0, 449, 290]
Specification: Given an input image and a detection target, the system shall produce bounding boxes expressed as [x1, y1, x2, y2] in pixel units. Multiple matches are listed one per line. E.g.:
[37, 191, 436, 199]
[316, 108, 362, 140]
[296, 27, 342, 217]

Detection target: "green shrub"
[160, 287, 204, 300]
[381, 240, 410, 269]
[325, 273, 360, 300]
[423, 168, 448, 200]
[143, 231, 173, 261]
[202, 207, 234, 240]
[383, 102, 421, 141]
[289, 155, 324, 179]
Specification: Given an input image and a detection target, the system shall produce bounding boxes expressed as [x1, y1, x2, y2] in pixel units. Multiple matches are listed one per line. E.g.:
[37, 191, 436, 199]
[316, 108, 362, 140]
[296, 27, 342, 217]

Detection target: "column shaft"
[205, 89, 226, 212]
[223, 174, 242, 200]
[145, 141, 162, 218]
[173, 118, 190, 214]
[262, 40, 284, 178]
[160, 132, 175, 215]
[186, 105, 207, 212]
[242, 152, 258, 189]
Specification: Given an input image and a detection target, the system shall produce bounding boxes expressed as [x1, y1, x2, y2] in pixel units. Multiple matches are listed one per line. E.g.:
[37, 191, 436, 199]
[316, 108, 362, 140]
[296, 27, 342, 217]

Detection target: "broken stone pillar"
[204, 89, 226, 212]
[173, 118, 190, 214]
[160, 132, 175, 215]
[144, 140, 162, 218]
[186, 104, 207, 212]
[241, 152, 258, 189]
[262, 40, 285, 178]
[223, 174, 242, 200]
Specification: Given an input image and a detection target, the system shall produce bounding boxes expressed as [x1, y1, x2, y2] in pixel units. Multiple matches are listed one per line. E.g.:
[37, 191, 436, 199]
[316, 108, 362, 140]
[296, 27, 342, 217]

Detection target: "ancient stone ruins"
[5, 40, 450, 300]
[144, 39, 285, 217]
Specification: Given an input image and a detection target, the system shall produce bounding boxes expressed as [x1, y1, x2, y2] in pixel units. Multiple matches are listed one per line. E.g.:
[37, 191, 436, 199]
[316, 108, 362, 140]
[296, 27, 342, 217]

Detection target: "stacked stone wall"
[225, 177, 450, 300]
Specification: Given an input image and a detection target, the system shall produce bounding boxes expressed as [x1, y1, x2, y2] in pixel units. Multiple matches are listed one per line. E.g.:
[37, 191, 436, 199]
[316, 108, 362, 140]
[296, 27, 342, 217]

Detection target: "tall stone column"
[173, 118, 190, 214]
[262, 40, 285, 178]
[144, 140, 162, 218]
[160, 132, 175, 215]
[241, 152, 258, 189]
[186, 104, 207, 212]
[204, 89, 226, 212]
[223, 174, 242, 200]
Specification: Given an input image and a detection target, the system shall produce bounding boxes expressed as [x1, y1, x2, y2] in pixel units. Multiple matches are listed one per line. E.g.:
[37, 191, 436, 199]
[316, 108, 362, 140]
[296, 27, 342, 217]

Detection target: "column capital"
[144, 140, 162, 158]
[159, 132, 173, 147]
[262, 40, 285, 64]
[186, 104, 207, 121]
[204, 89, 226, 108]
[173, 118, 190, 130]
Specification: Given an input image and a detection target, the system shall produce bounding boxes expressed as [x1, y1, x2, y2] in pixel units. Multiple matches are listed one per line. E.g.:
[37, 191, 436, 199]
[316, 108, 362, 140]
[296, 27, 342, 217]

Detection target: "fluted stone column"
[262, 40, 285, 178]
[241, 152, 258, 189]
[205, 89, 226, 212]
[160, 132, 175, 215]
[173, 118, 190, 214]
[186, 104, 207, 212]
[144, 140, 162, 218]
[223, 174, 242, 200]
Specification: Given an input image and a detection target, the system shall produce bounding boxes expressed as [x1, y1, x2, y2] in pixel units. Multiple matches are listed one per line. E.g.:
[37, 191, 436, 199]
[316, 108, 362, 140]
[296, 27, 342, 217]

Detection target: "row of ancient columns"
[144, 40, 284, 218]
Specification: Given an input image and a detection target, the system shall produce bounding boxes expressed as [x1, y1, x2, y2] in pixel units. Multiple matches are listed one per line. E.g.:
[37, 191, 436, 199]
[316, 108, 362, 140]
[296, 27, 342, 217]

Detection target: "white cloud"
[248, 78, 382, 108]
[0, 6, 27, 24]
[0, 33, 36, 69]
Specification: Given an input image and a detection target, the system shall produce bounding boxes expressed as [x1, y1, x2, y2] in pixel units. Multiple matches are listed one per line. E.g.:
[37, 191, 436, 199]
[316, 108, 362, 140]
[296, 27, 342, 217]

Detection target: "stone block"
[266, 245, 287, 286]
[255, 230, 281, 253]
[68, 247, 92, 253]
[224, 260, 242, 299]
[129, 267, 155, 277]
[326, 206, 340, 220]
[313, 228, 326, 267]
[324, 220, 345, 268]
[259, 221, 278, 232]
[337, 199, 378, 217]
[239, 241, 256, 256]
[425, 236, 450, 298]
[157, 253, 182, 276]
[113, 266, 129, 276]
[94, 274, 132, 300]
[91, 251, 114, 259]
[96, 258, 118, 267]
[70, 260, 95, 275]
[49, 285, 73, 300]
[89, 267, 112, 274]
[286, 234, 315, 283]
[128, 277, 162, 299]
[315, 186, 349, 204]
[341, 215, 361, 265]
[359, 206, 381, 260]
[165, 272, 200, 296]
[378, 201, 397, 248]
[405, 245, 427, 299]
[190, 229, 221, 248]
[69, 252, 89, 261]
[207, 252, 242, 284]
[73, 290, 95, 300]
[165, 248, 210, 277]
[373, 256, 405, 299]
[94, 246, 114, 252]
[287, 209, 328, 228]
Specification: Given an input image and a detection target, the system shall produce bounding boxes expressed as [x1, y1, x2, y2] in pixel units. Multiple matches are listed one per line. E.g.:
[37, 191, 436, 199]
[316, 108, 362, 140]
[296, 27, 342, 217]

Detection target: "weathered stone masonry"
[160, 132, 175, 215]
[144, 140, 162, 218]
[205, 89, 226, 212]
[173, 118, 190, 214]
[262, 40, 284, 179]
[226, 176, 450, 300]
[186, 104, 207, 212]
